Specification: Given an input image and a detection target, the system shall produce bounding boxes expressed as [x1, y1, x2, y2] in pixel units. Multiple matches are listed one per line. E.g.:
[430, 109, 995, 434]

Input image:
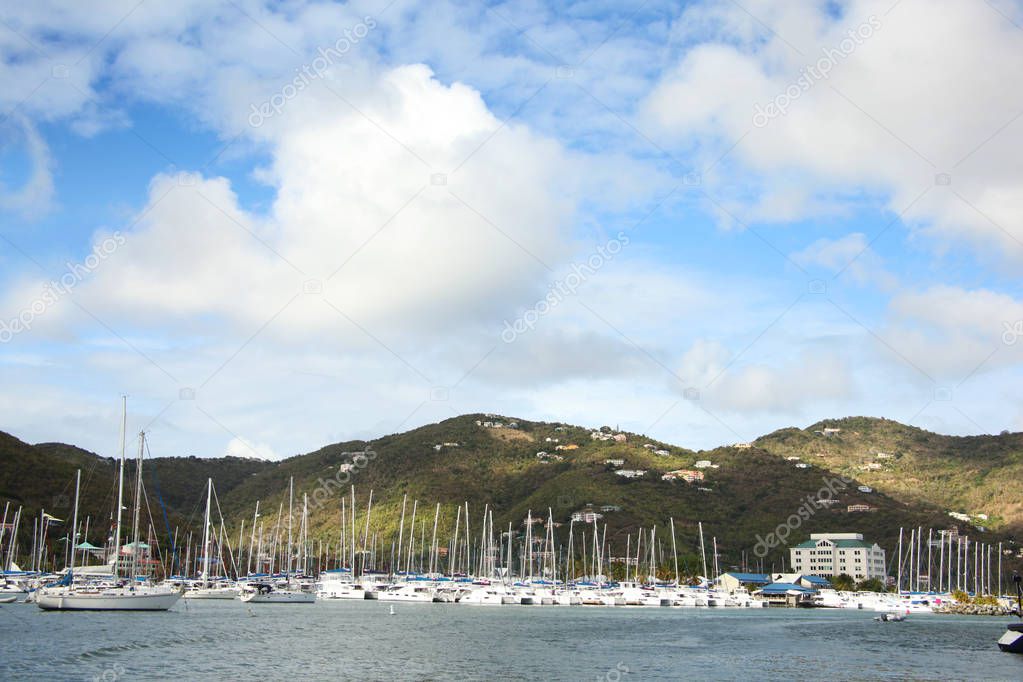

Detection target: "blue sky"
[1, 0, 1022, 459]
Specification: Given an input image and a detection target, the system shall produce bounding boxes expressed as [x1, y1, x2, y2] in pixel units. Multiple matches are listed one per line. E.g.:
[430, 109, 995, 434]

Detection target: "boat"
[0, 595, 17, 604]
[37, 582, 183, 611]
[874, 612, 906, 622]
[998, 574, 1023, 653]
[239, 581, 316, 603]
[36, 403, 182, 612]
[183, 479, 240, 600]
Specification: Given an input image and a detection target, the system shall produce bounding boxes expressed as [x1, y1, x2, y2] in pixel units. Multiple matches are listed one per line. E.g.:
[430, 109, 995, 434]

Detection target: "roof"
[833, 539, 873, 548]
[801, 575, 832, 585]
[794, 540, 818, 548]
[722, 572, 771, 584]
[761, 582, 814, 594]
[75, 541, 101, 550]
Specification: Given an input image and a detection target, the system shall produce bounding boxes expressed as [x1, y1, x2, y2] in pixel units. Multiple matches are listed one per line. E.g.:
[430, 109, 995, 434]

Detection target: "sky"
[1, 0, 1022, 460]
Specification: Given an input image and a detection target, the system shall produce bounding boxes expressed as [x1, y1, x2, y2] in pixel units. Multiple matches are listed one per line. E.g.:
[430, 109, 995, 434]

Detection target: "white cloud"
[0, 118, 55, 218]
[225, 436, 279, 461]
[791, 232, 896, 289]
[643, 0, 1023, 263]
[678, 338, 857, 415]
[880, 285, 1023, 380]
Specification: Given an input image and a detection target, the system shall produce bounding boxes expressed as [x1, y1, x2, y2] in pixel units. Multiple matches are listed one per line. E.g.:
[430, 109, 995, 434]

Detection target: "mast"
[201, 478, 212, 585]
[670, 518, 680, 585]
[68, 469, 81, 575]
[129, 431, 145, 581]
[698, 522, 708, 580]
[362, 489, 372, 576]
[429, 503, 440, 575]
[112, 396, 127, 577]
[897, 528, 903, 593]
[451, 505, 461, 579]
[938, 530, 945, 593]
[248, 500, 260, 576]
[406, 499, 418, 576]
[396, 494, 407, 576]
[287, 477, 294, 576]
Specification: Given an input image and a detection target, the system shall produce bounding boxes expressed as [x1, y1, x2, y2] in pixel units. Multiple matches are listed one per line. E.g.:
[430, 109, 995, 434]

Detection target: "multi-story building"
[790, 532, 886, 581]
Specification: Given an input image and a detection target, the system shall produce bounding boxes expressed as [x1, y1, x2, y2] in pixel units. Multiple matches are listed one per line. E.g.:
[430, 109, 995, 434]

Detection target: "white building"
[790, 533, 886, 581]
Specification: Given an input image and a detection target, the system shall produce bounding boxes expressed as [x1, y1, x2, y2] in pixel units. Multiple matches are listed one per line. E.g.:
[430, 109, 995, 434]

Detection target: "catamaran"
[240, 479, 315, 603]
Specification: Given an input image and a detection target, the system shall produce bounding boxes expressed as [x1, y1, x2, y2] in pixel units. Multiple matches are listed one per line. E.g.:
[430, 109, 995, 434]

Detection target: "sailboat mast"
[287, 477, 294, 576]
[201, 478, 212, 585]
[362, 490, 372, 576]
[698, 522, 708, 580]
[670, 518, 679, 585]
[129, 432, 145, 581]
[68, 469, 81, 575]
[112, 396, 127, 578]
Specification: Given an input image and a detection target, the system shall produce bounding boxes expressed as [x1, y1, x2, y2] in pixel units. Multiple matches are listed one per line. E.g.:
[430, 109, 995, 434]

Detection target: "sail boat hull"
[36, 587, 182, 611]
[240, 590, 315, 603]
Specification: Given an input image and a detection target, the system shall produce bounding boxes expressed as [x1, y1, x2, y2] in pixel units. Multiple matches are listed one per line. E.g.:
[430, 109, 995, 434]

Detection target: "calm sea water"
[2, 600, 1021, 681]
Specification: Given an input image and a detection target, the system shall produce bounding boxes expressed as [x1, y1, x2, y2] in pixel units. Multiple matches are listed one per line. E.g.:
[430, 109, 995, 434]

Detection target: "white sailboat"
[37, 400, 181, 612]
[240, 478, 314, 604]
[183, 479, 240, 599]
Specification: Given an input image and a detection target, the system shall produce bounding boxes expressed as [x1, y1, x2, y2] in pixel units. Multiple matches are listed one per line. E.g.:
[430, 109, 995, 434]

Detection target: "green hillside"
[2, 414, 1020, 577]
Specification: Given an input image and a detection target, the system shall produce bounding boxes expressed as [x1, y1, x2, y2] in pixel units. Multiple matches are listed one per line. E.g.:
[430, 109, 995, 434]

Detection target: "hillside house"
[662, 470, 704, 483]
[604, 458, 624, 467]
[615, 469, 646, 479]
[571, 510, 604, 523]
[847, 504, 873, 513]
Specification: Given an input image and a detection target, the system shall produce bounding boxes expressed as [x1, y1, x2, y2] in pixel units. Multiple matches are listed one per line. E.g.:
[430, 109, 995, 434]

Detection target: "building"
[662, 469, 704, 483]
[570, 510, 603, 523]
[604, 458, 624, 467]
[717, 572, 771, 593]
[615, 469, 646, 479]
[789, 533, 886, 581]
[846, 504, 873, 513]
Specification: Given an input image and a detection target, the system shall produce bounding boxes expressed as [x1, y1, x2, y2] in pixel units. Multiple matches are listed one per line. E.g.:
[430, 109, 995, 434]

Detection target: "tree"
[857, 577, 886, 592]
[831, 573, 856, 591]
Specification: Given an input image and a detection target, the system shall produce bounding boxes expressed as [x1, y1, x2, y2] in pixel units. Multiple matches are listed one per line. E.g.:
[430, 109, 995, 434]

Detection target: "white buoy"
[389, 605, 395, 615]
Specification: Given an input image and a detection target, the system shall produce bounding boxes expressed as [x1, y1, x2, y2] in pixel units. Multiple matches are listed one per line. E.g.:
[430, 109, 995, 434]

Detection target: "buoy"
[389, 605, 395, 615]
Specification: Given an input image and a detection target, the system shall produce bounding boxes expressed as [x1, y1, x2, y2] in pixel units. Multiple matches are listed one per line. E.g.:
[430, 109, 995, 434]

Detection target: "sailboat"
[240, 478, 315, 604]
[36, 400, 181, 611]
[183, 479, 240, 599]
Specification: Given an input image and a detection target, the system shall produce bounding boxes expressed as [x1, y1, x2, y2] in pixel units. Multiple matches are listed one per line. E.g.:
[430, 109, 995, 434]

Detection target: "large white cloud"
[643, 0, 1023, 262]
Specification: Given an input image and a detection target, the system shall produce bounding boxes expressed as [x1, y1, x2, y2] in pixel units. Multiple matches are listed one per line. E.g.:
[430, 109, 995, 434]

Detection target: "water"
[2, 601, 1021, 681]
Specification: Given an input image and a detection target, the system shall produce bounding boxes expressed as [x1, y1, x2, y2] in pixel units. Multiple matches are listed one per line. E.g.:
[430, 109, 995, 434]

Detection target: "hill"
[1, 415, 1020, 576]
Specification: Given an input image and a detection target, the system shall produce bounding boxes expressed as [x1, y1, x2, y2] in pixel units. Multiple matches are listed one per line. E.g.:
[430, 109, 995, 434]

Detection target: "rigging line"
[143, 439, 174, 554]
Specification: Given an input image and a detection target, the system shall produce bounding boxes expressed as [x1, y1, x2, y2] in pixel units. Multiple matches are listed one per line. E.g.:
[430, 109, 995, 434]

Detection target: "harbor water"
[2, 600, 1021, 680]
